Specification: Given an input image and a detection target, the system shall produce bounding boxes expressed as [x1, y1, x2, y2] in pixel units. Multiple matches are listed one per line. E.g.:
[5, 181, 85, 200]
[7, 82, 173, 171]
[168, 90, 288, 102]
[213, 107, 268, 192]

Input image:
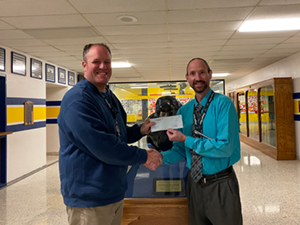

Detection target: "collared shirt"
[161, 88, 241, 175]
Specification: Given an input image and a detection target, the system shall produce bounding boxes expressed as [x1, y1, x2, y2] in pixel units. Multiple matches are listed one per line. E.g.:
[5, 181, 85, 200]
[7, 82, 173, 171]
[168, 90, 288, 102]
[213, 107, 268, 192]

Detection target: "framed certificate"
[45, 64, 55, 83]
[30, 58, 42, 79]
[0, 47, 5, 72]
[68, 71, 75, 86]
[58, 67, 66, 84]
[11, 52, 26, 76]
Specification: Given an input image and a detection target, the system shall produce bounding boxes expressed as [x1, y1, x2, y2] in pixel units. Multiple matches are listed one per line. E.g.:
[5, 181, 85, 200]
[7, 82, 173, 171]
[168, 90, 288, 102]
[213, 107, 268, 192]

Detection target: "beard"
[191, 81, 208, 94]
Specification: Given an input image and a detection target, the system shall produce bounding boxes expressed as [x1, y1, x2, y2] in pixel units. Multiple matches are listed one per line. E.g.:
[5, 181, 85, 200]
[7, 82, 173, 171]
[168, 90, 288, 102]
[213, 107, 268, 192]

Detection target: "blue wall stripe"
[7, 97, 46, 105]
[46, 101, 61, 106]
[294, 115, 300, 121]
[6, 121, 46, 132]
[46, 119, 58, 124]
[293, 93, 300, 99]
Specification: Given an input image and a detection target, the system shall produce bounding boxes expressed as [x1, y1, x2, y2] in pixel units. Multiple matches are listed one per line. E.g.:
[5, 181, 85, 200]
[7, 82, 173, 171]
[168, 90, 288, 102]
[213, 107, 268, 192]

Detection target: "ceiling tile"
[42, 37, 107, 45]
[69, 0, 166, 13]
[226, 37, 288, 45]
[168, 8, 252, 23]
[0, 0, 77, 16]
[0, 39, 47, 47]
[117, 48, 169, 54]
[169, 32, 234, 41]
[1, 15, 90, 29]
[105, 34, 168, 43]
[95, 24, 168, 35]
[168, 0, 260, 10]
[221, 44, 276, 51]
[168, 21, 243, 33]
[248, 5, 300, 20]
[260, 0, 300, 6]
[13, 46, 60, 53]
[112, 42, 168, 49]
[0, 30, 33, 39]
[169, 40, 227, 47]
[29, 51, 69, 57]
[0, 20, 14, 29]
[284, 36, 300, 43]
[84, 11, 167, 26]
[23, 27, 99, 40]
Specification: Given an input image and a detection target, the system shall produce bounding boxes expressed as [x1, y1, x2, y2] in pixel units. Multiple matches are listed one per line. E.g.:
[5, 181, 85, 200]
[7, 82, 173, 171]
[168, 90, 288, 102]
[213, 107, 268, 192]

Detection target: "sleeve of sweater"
[60, 99, 148, 166]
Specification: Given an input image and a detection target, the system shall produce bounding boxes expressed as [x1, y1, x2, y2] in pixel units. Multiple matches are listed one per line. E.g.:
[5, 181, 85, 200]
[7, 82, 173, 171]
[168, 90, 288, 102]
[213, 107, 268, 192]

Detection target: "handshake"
[143, 149, 162, 171]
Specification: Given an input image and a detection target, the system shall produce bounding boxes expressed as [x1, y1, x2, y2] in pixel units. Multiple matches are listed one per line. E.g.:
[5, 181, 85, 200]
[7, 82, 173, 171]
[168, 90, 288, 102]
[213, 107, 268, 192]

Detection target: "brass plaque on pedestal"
[153, 178, 184, 196]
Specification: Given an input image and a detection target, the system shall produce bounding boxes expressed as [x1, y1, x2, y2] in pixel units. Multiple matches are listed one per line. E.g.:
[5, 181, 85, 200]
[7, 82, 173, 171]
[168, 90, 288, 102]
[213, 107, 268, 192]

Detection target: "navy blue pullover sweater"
[58, 78, 147, 207]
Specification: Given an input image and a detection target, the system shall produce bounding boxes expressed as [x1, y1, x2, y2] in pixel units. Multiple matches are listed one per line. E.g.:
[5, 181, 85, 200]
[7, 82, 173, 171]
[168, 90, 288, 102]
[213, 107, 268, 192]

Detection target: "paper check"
[150, 115, 183, 132]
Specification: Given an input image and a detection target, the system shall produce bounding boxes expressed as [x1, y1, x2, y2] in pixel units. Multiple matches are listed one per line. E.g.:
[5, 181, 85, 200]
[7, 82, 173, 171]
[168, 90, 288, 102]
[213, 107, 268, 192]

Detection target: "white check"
[150, 115, 183, 132]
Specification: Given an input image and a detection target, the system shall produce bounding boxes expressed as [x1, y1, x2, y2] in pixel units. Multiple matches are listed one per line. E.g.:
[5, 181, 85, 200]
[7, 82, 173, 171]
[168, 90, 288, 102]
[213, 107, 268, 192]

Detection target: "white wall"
[1, 44, 76, 183]
[226, 52, 300, 158]
[46, 87, 69, 153]
[7, 128, 46, 181]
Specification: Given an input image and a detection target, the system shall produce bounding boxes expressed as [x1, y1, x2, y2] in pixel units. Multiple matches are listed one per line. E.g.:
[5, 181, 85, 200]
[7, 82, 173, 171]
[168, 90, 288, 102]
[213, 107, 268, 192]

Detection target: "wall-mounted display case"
[233, 78, 295, 160]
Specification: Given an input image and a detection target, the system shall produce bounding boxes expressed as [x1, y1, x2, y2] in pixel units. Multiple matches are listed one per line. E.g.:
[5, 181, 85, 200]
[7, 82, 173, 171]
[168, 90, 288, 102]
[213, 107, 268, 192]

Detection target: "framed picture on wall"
[0, 47, 5, 72]
[11, 52, 26, 76]
[58, 67, 66, 84]
[68, 71, 75, 86]
[45, 63, 55, 83]
[30, 58, 42, 79]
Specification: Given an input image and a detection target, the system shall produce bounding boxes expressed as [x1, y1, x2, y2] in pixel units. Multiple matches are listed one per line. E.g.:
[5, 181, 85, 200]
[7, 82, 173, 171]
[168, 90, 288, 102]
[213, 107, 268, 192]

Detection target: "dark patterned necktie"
[190, 104, 203, 183]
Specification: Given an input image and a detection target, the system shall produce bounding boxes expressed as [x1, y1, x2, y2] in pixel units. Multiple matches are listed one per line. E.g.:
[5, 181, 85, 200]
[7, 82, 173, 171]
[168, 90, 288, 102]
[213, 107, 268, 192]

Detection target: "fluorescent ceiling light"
[112, 62, 131, 68]
[212, 73, 229, 77]
[239, 18, 300, 32]
[130, 86, 148, 89]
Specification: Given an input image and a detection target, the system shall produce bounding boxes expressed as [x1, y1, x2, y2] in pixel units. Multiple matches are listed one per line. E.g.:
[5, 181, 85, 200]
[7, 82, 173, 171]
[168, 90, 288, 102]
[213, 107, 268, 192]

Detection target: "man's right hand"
[143, 149, 162, 171]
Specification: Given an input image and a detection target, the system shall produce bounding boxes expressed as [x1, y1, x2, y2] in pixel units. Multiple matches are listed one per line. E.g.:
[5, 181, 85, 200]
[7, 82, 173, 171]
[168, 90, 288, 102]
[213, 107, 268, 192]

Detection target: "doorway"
[0, 74, 7, 188]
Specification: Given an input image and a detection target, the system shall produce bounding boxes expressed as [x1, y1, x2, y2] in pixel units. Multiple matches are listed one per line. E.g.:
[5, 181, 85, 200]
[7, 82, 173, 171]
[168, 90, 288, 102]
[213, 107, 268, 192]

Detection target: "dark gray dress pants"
[186, 169, 243, 225]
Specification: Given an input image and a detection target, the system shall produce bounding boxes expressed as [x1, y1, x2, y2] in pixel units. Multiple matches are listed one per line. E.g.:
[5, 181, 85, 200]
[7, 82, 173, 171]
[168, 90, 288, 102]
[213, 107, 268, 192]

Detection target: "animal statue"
[147, 96, 182, 151]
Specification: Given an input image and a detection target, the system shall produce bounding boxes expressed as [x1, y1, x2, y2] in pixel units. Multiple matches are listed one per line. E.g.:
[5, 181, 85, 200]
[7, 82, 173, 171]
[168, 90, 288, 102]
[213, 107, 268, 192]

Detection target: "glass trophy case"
[110, 80, 225, 198]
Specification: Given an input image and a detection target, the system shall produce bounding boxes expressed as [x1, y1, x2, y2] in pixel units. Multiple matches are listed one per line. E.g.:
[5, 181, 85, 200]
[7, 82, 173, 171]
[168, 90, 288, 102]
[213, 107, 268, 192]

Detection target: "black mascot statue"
[147, 96, 182, 151]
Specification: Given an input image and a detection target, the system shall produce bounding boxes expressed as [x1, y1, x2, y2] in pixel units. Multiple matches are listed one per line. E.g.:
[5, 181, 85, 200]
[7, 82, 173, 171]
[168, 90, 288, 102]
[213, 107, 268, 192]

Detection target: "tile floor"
[0, 142, 300, 225]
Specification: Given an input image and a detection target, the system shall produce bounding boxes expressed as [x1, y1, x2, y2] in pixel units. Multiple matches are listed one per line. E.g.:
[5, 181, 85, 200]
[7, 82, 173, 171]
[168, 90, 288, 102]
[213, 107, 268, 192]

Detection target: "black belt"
[199, 166, 233, 183]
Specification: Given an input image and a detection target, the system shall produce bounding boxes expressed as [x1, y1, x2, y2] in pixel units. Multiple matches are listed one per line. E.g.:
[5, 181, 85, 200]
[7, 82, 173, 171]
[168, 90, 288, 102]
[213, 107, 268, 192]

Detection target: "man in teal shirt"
[161, 58, 242, 225]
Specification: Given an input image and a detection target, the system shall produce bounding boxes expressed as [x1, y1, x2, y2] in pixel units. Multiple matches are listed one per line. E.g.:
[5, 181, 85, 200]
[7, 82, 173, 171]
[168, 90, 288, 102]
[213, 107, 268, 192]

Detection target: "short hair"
[83, 43, 111, 62]
[186, 58, 211, 75]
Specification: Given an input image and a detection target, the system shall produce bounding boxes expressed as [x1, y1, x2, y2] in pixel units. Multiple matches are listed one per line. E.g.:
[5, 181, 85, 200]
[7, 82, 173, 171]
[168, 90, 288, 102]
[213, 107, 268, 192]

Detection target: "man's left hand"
[167, 128, 187, 142]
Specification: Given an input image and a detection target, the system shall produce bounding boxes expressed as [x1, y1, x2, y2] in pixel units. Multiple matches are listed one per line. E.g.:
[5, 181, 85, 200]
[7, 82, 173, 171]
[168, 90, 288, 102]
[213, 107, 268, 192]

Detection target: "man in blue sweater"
[161, 58, 243, 225]
[58, 43, 162, 225]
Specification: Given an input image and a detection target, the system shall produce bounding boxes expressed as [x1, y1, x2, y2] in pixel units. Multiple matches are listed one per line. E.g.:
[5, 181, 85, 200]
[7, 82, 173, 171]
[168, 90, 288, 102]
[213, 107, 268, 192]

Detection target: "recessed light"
[239, 18, 300, 32]
[117, 15, 138, 23]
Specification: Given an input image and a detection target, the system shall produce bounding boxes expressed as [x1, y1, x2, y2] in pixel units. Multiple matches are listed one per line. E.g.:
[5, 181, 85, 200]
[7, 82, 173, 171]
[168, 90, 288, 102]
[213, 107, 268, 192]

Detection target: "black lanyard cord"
[99, 89, 121, 137]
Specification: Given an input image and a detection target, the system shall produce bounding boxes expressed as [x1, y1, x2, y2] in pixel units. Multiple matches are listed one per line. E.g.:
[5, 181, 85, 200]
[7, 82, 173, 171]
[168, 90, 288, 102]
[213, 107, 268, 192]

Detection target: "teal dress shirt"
[161, 88, 241, 175]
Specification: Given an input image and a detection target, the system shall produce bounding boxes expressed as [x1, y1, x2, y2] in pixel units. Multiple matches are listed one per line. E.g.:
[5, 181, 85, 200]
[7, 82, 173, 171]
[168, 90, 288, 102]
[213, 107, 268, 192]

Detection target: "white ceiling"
[1, 0, 300, 83]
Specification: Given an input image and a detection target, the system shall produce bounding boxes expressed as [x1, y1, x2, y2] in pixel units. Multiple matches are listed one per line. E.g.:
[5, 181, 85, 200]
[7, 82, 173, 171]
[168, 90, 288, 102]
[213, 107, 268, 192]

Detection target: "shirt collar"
[194, 88, 212, 107]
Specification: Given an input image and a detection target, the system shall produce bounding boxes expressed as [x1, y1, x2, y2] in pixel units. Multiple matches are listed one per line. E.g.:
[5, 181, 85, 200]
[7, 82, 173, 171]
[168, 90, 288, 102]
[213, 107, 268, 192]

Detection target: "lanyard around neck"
[193, 91, 215, 138]
[99, 90, 121, 137]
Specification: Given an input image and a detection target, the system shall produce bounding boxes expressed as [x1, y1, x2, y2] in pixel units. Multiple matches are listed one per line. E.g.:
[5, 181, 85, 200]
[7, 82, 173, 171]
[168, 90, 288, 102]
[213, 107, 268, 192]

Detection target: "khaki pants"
[66, 200, 124, 225]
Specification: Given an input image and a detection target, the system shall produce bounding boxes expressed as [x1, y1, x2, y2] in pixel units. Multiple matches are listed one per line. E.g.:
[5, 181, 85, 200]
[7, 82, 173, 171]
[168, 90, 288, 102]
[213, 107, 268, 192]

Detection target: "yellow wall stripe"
[7, 107, 24, 123]
[294, 100, 300, 114]
[46, 107, 60, 118]
[7, 106, 46, 124]
[34, 106, 46, 120]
